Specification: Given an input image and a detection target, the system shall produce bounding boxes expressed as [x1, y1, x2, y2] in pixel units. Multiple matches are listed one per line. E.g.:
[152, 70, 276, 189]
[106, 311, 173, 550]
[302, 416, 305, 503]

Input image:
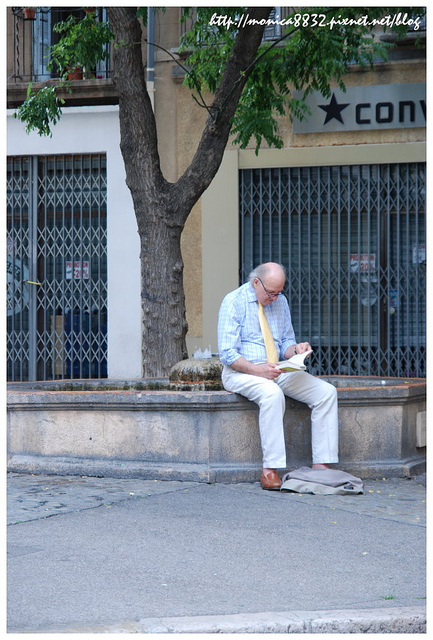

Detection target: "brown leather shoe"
[261, 469, 282, 490]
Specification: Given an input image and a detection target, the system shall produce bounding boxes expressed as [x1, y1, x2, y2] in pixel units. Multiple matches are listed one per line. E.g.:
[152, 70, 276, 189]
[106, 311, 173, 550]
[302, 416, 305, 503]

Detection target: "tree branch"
[175, 6, 273, 213]
[109, 7, 168, 197]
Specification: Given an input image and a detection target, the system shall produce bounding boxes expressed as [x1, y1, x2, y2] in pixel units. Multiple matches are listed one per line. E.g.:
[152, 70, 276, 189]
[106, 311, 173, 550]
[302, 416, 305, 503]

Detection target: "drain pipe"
[147, 6, 155, 109]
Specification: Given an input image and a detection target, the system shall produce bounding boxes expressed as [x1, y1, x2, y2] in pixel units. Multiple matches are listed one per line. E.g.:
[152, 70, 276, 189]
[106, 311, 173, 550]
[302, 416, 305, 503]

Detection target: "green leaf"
[14, 85, 65, 137]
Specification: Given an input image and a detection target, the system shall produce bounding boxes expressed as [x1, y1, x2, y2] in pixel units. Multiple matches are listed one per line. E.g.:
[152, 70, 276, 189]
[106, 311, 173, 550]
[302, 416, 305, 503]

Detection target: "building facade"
[7, 7, 426, 381]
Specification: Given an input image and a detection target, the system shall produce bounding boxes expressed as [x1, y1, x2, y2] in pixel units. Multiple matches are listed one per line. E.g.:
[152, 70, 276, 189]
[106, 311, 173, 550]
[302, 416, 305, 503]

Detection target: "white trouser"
[222, 365, 339, 469]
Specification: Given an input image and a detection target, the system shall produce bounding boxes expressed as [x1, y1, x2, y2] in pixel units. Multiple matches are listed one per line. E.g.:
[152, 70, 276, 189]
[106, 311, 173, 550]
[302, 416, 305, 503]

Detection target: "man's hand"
[255, 363, 281, 380]
[296, 342, 311, 354]
[283, 342, 312, 360]
[230, 357, 281, 380]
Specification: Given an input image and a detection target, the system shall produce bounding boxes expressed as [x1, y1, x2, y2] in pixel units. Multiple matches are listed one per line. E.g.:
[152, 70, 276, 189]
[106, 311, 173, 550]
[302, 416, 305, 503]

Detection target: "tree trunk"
[138, 206, 189, 377]
[109, 7, 184, 377]
[108, 7, 271, 377]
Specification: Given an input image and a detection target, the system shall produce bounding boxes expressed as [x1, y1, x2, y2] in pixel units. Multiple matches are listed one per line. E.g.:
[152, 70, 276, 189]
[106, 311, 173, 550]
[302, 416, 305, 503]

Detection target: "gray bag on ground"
[281, 466, 364, 495]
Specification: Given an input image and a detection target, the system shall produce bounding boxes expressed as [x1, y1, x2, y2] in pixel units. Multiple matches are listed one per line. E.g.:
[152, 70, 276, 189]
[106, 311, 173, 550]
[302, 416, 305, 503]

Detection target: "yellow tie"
[258, 302, 279, 363]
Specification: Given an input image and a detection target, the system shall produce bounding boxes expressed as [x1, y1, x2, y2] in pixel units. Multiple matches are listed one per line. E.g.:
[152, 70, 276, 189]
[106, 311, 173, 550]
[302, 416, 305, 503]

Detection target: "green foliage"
[16, 6, 425, 145]
[14, 11, 113, 136]
[14, 83, 64, 137]
[179, 6, 426, 153]
[136, 7, 148, 25]
[180, 7, 241, 93]
[136, 7, 166, 27]
[48, 12, 113, 79]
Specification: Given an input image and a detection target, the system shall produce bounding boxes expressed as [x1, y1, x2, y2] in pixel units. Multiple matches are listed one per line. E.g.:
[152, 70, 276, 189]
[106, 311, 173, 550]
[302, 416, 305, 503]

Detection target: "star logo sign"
[318, 93, 350, 125]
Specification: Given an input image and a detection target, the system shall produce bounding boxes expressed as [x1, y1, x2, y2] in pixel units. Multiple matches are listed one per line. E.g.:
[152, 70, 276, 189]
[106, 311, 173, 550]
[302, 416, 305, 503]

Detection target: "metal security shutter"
[7, 157, 32, 381]
[240, 163, 426, 377]
[7, 154, 108, 381]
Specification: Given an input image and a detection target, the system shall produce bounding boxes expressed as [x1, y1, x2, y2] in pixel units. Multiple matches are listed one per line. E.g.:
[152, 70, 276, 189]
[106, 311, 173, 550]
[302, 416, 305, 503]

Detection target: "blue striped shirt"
[218, 281, 297, 366]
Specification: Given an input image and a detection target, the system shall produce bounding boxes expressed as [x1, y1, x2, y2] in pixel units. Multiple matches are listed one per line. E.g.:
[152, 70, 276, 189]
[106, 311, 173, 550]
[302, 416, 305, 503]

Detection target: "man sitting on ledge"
[217, 262, 339, 490]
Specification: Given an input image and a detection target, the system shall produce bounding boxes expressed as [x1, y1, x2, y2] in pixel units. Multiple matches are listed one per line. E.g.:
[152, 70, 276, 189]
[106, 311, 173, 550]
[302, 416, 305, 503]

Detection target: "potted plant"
[23, 7, 36, 20]
[47, 12, 113, 80]
[67, 66, 83, 81]
[14, 12, 113, 136]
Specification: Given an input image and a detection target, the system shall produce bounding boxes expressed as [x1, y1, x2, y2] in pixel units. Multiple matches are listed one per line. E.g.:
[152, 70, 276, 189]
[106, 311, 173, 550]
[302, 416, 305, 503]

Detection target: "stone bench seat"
[7, 376, 426, 481]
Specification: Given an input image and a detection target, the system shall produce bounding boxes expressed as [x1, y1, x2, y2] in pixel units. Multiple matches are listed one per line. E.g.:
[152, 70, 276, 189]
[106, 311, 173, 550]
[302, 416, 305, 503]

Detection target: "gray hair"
[248, 263, 286, 283]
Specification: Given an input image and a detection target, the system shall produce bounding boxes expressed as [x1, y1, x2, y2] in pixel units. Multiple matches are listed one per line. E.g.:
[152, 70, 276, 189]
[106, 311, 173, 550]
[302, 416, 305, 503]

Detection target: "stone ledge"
[6, 454, 426, 484]
[7, 376, 426, 481]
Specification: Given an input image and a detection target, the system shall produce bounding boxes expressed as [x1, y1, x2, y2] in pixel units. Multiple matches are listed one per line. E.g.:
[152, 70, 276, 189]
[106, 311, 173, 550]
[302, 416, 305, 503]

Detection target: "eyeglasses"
[257, 277, 283, 299]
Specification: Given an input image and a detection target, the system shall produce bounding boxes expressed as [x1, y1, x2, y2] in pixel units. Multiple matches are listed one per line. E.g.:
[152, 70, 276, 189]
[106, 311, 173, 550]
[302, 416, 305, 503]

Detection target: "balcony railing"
[8, 7, 112, 85]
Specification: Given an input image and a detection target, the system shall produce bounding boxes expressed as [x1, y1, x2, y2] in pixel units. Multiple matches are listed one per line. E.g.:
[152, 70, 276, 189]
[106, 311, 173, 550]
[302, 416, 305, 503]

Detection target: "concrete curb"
[13, 606, 426, 634]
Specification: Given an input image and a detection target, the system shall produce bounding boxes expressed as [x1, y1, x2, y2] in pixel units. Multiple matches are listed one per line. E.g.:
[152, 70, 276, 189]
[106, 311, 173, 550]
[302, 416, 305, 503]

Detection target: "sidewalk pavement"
[7, 471, 426, 633]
